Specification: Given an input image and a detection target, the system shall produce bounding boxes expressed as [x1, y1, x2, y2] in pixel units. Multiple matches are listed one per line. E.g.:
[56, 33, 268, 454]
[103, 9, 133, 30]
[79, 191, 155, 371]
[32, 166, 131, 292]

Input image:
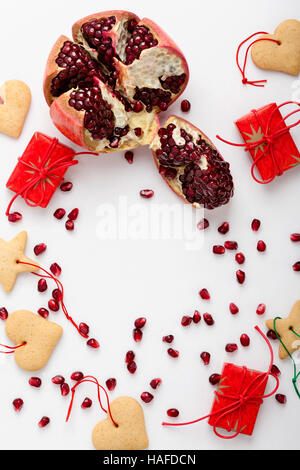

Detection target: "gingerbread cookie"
[0, 80, 31, 138]
[0, 231, 39, 293]
[5, 310, 62, 371]
[92, 396, 149, 450]
[251, 19, 300, 76]
[266, 300, 300, 359]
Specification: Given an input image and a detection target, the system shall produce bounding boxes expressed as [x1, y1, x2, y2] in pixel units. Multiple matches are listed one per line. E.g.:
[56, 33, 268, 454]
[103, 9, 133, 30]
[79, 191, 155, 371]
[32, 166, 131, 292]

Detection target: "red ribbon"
[0, 342, 26, 354]
[162, 326, 279, 439]
[216, 101, 300, 184]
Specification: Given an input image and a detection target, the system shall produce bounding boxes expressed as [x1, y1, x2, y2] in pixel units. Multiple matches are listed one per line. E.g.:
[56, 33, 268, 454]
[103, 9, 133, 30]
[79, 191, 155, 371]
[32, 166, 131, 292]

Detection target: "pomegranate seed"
[54, 208, 66, 220]
[52, 375, 65, 385]
[197, 218, 209, 230]
[235, 252, 245, 265]
[38, 278, 48, 293]
[8, 212, 22, 223]
[65, 219, 74, 231]
[275, 394, 287, 404]
[162, 335, 174, 343]
[181, 316, 193, 326]
[81, 397, 92, 409]
[52, 289, 61, 302]
[199, 288, 210, 300]
[167, 408, 179, 417]
[140, 189, 154, 199]
[141, 392, 154, 403]
[48, 299, 59, 312]
[60, 383, 70, 396]
[203, 313, 214, 326]
[168, 348, 179, 358]
[134, 128, 142, 137]
[68, 208, 79, 221]
[193, 310, 201, 324]
[124, 151, 134, 164]
[229, 303, 239, 315]
[150, 378, 162, 390]
[133, 328, 143, 342]
[71, 371, 84, 382]
[236, 270, 245, 284]
[13, 398, 24, 412]
[125, 351, 135, 363]
[293, 262, 300, 272]
[267, 329, 278, 340]
[29, 377, 42, 388]
[38, 308, 49, 319]
[256, 303, 266, 315]
[181, 100, 191, 112]
[209, 374, 221, 385]
[127, 361, 137, 374]
[79, 322, 89, 336]
[34, 243, 47, 256]
[271, 364, 281, 377]
[218, 222, 229, 235]
[50, 263, 61, 277]
[251, 219, 261, 231]
[240, 334, 250, 347]
[134, 317, 147, 329]
[106, 378, 117, 391]
[213, 245, 225, 255]
[38, 417, 50, 428]
[291, 233, 300, 242]
[225, 343, 238, 353]
[87, 338, 99, 349]
[200, 351, 211, 365]
[257, 240, 266, 252]
[60, 182, 73, 192]
[0, 308, 8, 320]
[224, 241, 238, 250]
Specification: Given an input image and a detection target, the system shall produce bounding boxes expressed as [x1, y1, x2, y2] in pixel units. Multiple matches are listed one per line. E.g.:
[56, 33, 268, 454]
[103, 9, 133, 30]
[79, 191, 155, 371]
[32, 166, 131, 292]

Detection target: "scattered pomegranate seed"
[140, 189, 154, 199]
[38, 308, 49, 319]
[0, 308, 8, 320]
[257, 240, 266, 252]
[236, 270, 245, 284]
[240, 334, 250, 347]
[52, 375, 65, 385]
[229, 303, 239, 315]
[13, 398, 24, 412]
[256, 303, 266, 315]
[267, 329, 278, 340]
[167, 408, 179, 417]
[48, 299, 59, 312]
[38, 417, 50, 428]
[168, 348, 179, 358]
[199, 288, 210, 300]
[275, 394, 287, 404]
[271, 364, 281, 377]
[293, 262, 300, 272]
[150, 378, 162, 390]
[134, 317, 147, 329]
[213, 245, 225, 255]
[60, 182, 73, 192]
[71, 371, 84, 382]
[291, 233, 300, 242]
[79, 322, 89, 336]
[181, 99, 191, 112]
[162, 335, 174, 344]
[52, 289, 61, 302]
[203, 313, 214, 326]
[125, 351, 135, 363]
[53, 208, 66, 220]
[193, 311, 201, 324]
[218, 222, 230, 235]
[38, 278, 48, 293]
[8, 212, 22, 223]
[133, 328, 143, 342]
[235, 252, 245, 265]
[87, 338, 99, 349]
[197, 218, 209, 230]
[106, 378, 117, 391]
[141, 392, 154, 403]
[225, 343, 238, 353]
[251, 219, 261, 231]
[50, 263, 61, 277]
[68, 208, 79, 221]
[34, 243, 47, 256]
[224, 241, 238, 250]
[124, 151, 134, 164]
[127, 361, 137, 374]
[65, 220, 74, 231]
[181, 315, 193, 326]
[200, 352, 211, 365]
[209, 374, 221, 385]
[81, 397, 92, 409]
[60, 383, 70, 396]
[29, 377, 42, 388]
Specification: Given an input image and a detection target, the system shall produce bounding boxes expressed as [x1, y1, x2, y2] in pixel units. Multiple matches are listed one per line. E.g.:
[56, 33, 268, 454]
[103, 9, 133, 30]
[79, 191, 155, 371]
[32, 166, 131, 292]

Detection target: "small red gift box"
[208, 363, 268, 436]
[6, 132, 76, 208]
[235, 102, 300, 183]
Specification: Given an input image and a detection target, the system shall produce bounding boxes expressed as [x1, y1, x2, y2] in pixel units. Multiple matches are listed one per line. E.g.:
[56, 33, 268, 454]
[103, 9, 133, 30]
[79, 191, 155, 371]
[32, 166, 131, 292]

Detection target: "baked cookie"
[0, 80, 31, 138]
[266, 300, 300, 359]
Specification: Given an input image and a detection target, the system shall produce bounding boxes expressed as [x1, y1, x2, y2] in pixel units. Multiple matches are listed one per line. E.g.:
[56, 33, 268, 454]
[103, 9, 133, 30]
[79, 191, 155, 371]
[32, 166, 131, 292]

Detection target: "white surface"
[0, 0, 299, 451]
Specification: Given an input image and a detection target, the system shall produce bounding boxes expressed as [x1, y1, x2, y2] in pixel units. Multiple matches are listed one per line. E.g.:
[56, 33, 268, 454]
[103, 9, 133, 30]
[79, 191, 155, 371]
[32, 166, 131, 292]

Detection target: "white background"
[0, 0, 299, 451]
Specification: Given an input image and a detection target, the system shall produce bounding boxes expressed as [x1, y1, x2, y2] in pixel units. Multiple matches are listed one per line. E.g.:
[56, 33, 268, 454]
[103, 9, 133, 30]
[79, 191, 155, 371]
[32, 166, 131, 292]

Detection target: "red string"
[16, 261, 88, 339]
[0, 342, 26, 354]
[162, 325, 279, 439]
[66, 375, 118, 427]
[236, 32, 281, 87]
[216, 101, 300, 184]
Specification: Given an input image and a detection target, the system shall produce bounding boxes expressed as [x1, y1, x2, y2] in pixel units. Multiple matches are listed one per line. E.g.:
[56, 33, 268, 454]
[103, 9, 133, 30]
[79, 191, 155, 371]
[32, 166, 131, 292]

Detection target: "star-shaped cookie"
[266, 300, 300, 360]
[0, 231, 39, 293]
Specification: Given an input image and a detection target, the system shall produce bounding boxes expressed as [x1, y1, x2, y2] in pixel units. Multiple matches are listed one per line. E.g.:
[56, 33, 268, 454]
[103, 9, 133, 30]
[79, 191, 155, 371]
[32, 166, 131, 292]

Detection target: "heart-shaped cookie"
[92, 396, 149, 450]
[0, 80, 31, 138]
[251, 19, 300, 76]
[5, 310, 63, 371]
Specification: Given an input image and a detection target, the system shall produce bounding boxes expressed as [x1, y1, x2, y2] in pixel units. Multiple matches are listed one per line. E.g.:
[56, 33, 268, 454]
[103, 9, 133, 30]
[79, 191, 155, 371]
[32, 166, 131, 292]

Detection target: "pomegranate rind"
[50, 93, 86, 149]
